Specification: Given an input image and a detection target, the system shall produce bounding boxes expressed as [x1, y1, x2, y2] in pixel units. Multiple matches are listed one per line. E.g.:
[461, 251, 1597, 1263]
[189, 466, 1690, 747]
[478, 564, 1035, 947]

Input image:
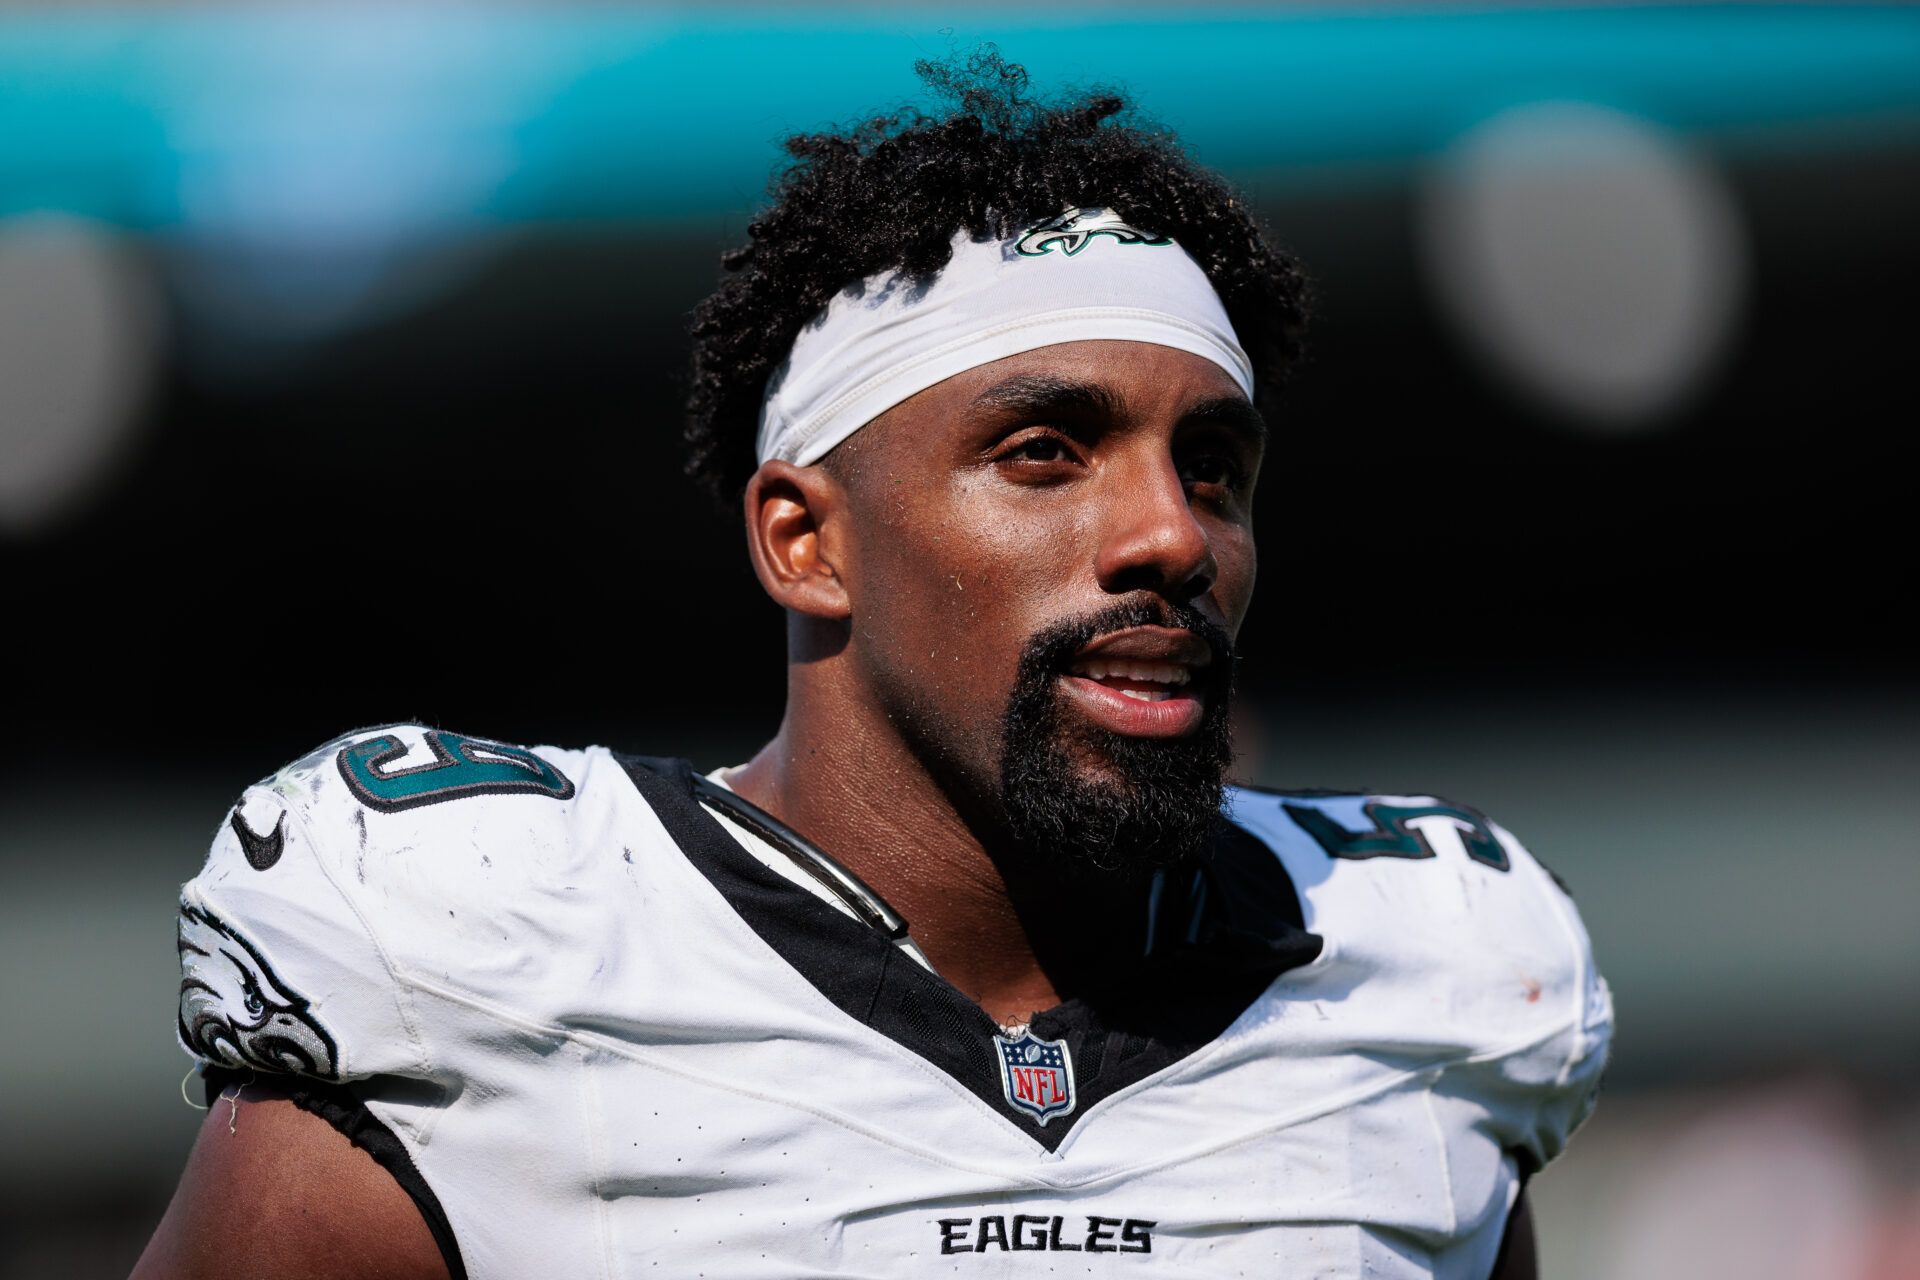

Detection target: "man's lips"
[1058, 625, 1215, 738]
[1071, 625, 1216, 670]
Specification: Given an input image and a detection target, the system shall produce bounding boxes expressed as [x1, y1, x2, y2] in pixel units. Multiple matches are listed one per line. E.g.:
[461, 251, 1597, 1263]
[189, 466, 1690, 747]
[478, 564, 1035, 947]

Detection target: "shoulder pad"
[178, 725, 606, 1083]
[1228, 785, 1612, 1165]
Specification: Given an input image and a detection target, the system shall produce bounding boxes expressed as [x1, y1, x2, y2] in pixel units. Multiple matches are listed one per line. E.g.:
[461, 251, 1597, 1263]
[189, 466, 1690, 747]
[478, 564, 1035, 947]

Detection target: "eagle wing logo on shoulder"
[1015, 207, 1172, 258]
[177, 903, 339, 1080]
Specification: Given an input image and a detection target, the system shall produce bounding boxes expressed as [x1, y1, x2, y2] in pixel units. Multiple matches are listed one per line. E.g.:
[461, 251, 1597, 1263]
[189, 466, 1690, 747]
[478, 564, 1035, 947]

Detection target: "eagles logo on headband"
[756, 208, 1254, 468]
[1015, 208, 1173, 258]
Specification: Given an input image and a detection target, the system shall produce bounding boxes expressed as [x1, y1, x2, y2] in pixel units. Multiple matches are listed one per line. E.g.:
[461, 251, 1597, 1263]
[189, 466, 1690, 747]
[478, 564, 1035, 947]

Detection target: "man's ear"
[742, 460, 852, 620]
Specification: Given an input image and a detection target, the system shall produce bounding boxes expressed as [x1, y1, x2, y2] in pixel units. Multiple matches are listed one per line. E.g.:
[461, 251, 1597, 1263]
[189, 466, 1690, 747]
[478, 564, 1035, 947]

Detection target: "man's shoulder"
[1226, 782, 1611, 1166]
[1225, 781, 1602, 1042]
[182, 727, 697, 1043]
[254, 723, 600, 839]
[1225, 782, 1574, 902]
[210, 726, 600, 901]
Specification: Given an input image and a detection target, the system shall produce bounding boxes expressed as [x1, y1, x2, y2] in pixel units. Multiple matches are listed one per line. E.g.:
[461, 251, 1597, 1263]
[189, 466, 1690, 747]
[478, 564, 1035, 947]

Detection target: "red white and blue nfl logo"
[992, 1030, 1076, 1125]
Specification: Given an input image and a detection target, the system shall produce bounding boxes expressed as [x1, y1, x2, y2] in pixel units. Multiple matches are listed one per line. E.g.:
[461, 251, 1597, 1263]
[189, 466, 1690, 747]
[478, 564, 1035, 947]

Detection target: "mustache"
[1018, 599, 1235, 681]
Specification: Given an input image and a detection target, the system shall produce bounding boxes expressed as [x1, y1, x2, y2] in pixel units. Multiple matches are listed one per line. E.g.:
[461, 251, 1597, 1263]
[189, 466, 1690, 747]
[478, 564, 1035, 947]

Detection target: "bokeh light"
[1421, 101, 1746, 430]
[0, 212, 161, 533]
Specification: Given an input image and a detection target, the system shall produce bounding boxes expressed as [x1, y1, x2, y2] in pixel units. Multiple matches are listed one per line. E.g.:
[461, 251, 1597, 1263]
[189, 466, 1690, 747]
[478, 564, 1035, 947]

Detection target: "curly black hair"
[684, 49, 1311, 504]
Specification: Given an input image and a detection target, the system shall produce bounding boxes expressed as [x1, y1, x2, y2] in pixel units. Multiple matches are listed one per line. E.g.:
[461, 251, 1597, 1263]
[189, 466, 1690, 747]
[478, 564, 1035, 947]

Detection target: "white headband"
[756, 208, 1254, 466]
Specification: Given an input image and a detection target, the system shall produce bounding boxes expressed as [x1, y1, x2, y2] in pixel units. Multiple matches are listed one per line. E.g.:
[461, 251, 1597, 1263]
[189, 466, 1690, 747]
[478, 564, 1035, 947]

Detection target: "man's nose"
[1092, 455, 1216, 602]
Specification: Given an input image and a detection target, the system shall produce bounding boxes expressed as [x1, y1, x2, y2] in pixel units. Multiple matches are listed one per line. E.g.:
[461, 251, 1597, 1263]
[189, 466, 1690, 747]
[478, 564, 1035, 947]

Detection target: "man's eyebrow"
[969, 373, 1126, 421]
[1181, 395, 1268, 447]
[967, 374, 1264, 446]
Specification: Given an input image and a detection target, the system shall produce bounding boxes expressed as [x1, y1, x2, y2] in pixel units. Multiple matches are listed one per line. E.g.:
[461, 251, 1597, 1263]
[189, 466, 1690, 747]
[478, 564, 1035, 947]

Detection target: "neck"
[727, 662, 1070, 1026]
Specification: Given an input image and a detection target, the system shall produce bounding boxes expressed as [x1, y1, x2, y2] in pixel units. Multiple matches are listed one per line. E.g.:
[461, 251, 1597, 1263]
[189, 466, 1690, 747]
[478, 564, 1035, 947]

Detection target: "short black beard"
[998, 600, 1235, 877]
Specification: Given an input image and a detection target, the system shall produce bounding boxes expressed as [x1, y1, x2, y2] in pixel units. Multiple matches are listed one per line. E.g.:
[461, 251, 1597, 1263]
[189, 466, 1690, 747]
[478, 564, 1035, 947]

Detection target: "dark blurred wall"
[6, 140, 1916, 777]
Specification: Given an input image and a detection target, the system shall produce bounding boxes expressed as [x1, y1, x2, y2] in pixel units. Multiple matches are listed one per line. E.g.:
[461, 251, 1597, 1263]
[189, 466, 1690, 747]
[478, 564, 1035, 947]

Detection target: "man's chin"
[1045, 732, 1207, 797]
[999, 715, 1233, 877]
[996, 600, 1238, 876]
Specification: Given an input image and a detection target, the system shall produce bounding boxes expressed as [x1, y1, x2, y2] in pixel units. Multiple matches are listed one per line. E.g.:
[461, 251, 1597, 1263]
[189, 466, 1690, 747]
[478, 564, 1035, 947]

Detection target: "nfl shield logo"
[993, 1030, 1076, 1125]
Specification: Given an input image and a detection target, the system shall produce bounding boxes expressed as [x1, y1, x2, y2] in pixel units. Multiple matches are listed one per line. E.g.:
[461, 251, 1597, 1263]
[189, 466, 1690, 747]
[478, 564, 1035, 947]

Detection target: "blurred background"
[3, 4, 1917, 1277]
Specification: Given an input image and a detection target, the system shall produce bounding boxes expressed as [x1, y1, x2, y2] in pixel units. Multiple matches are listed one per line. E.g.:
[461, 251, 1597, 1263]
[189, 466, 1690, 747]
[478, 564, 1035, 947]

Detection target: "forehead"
[864, 339, 1251, 445]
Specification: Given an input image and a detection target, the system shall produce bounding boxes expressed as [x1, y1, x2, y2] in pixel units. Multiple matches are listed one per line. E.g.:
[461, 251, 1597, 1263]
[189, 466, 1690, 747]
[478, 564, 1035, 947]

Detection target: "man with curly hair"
[139, 54, 1608, 1280]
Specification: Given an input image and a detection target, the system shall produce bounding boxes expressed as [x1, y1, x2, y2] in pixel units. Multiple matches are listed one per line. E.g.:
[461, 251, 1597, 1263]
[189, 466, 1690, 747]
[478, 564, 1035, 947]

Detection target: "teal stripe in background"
[2, 7, 1918, 230]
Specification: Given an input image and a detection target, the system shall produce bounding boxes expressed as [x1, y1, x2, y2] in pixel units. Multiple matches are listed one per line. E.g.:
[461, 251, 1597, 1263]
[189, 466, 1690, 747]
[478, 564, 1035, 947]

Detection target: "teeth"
[1119, 688, 1172, 702]
[1070, 659, 1192, 686]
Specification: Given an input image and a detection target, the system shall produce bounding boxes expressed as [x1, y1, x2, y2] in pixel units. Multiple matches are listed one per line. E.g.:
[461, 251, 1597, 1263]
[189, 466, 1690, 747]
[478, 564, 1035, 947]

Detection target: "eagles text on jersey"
[176, 725, 1611, 1279]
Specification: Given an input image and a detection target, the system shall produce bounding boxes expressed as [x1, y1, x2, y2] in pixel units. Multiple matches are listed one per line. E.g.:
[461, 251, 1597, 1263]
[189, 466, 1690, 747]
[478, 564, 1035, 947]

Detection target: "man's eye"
[1004, 435, 1071, 464]
[1181, 456, 1241, 489]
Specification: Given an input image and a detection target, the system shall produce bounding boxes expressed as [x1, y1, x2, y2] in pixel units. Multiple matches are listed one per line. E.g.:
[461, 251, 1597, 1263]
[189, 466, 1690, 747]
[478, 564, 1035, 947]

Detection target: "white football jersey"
[177, 725, 1611, 1279]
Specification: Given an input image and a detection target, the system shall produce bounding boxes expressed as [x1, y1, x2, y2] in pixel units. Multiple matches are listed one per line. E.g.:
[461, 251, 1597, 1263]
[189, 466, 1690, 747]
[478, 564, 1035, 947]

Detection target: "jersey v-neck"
[616, 754, 1324, 1152]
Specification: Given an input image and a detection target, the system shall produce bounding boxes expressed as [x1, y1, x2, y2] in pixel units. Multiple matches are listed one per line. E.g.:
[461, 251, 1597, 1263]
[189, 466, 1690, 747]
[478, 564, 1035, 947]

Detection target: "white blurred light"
[1420, 101, 1746, 431]
[0, 213, 163, 533]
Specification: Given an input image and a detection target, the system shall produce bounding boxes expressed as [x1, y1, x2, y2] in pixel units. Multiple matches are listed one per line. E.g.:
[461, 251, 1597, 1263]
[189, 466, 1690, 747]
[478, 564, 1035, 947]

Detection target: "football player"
[137, 56, 1609, 1280]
